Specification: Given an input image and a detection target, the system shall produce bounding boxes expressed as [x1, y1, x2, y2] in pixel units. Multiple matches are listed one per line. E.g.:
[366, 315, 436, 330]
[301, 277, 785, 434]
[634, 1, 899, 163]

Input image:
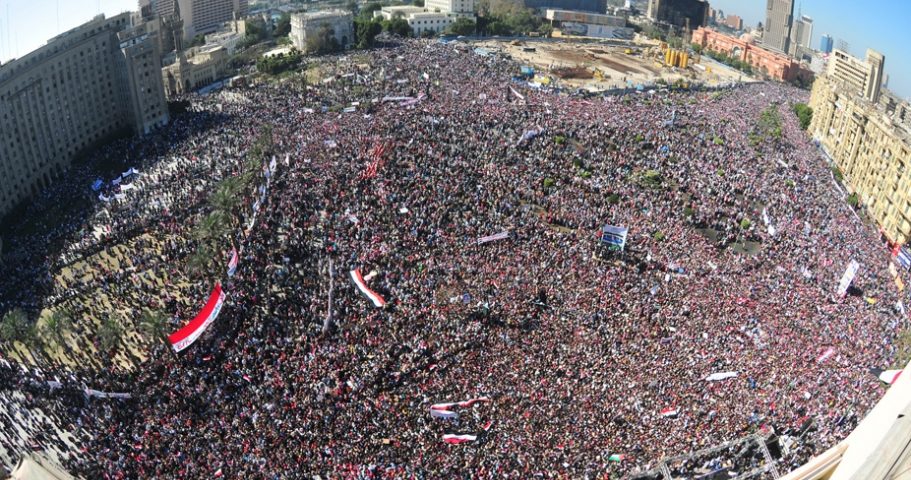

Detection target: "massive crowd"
[0, 38, 907, 478]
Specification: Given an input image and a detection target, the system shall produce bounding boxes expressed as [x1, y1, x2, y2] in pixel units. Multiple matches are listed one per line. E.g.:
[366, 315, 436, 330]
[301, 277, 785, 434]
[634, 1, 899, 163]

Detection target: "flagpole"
[323, 258, 334, 334]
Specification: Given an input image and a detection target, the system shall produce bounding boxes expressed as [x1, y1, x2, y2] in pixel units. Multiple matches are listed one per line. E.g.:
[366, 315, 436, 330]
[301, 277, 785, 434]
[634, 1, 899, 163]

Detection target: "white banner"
[836, 260, 860, 297]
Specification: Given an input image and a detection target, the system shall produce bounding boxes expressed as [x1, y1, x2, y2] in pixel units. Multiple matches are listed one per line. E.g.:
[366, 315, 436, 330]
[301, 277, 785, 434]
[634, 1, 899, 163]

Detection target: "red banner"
[168, 284, 227, 353]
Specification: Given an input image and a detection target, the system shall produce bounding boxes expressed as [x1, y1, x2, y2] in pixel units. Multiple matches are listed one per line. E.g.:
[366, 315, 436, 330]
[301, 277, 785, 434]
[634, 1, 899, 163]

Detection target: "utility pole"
[323, 258, 334, 334]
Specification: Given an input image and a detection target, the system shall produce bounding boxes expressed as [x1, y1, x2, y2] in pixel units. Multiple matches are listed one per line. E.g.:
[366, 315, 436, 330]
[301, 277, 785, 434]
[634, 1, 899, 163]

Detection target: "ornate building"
[691, 27, 810, 82]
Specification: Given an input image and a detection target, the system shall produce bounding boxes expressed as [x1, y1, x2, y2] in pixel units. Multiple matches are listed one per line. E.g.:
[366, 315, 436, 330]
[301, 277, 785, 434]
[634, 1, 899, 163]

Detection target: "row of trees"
[0, 306, 170, 357]
[700, 47, 755, 75]
[188, 128, 271, 277]
[256, 50, 303, 75]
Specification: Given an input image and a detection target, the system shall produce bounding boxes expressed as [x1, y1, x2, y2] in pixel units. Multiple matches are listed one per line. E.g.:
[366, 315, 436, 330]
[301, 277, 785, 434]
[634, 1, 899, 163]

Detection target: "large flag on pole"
[168, 284, 227, 353]
[836, 260, 860, 297]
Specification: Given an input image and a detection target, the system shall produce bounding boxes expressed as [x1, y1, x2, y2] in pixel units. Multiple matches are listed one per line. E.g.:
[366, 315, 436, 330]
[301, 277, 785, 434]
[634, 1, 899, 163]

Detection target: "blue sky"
[709, 0, 910, 99]
[0, 0, 136, 62]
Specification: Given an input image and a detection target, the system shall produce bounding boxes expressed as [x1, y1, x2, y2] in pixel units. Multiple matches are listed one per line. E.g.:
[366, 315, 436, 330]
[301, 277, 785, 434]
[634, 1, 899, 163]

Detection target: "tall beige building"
[177, 0, 248, 41]
[140, 0, 247, 41]
[764, 0, 794, 54]
[828, 48, 884, 103]
[0, 13, 168, 218]
[809, 49, 911, 244]
[788, 14, 812, 56]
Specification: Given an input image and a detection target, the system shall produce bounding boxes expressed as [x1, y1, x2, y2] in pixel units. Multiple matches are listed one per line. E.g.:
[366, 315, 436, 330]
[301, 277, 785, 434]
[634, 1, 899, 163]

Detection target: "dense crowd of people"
[0, 38, 907, 478]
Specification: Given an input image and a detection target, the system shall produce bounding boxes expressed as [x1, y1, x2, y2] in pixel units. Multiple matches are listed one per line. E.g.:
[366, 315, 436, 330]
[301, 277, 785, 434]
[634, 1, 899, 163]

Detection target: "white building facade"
[290, 10, 354, 51]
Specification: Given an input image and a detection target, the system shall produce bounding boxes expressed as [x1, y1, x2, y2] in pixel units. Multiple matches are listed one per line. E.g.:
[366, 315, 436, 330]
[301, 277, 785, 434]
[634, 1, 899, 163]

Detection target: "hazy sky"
[0, 0, 136, 62]
[709, 0, 909, 98]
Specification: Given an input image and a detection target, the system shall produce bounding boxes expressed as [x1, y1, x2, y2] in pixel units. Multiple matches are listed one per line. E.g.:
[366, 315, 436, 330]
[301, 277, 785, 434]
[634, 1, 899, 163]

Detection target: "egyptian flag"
[350, 269, 386, 307]
[871, 368, 902, 385]
[430, 397, 491, 420]
[227, 247, 239, 276]
[168, 284, 227, 353]
[442, 434, 477, 444]
[660, 406, 679, 418]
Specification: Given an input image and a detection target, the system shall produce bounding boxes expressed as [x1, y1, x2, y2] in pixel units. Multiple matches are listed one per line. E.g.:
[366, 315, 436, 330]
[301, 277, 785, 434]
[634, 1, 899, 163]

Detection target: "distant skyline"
[0, 1, 909, 98]
[0, 0, 136, 63]
[708, 0, 910, 99]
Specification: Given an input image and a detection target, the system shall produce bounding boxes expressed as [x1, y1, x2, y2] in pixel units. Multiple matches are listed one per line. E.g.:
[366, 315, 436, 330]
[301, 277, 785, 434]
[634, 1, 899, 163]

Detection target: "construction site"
[477, 37, 758, 92]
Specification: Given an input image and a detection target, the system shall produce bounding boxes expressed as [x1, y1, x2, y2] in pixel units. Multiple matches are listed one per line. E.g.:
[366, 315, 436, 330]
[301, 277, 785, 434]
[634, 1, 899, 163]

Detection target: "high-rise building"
[828, 48, 885, 103]
[789, 14, 812, 55]
[764, 0, 794, 54]
[0, 13, 168, 218]
[646, 0, 709, 31]
[175, 0, 248, 41]
[820, 34, 833, 54]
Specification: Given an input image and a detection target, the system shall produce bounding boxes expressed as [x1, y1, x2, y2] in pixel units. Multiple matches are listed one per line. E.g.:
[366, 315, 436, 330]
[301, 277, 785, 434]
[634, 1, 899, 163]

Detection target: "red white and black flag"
[350, 269, 386, 307]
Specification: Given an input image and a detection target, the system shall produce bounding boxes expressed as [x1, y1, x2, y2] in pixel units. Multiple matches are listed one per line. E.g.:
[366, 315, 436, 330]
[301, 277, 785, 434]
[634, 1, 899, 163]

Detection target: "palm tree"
[187, 243, 215, 277]
[41, 309, 71, 349]
[0, 309, 29, 345]
[210, 176, 244, 215]
[139, 309, 170, 346]
[98, 315, 124, 353]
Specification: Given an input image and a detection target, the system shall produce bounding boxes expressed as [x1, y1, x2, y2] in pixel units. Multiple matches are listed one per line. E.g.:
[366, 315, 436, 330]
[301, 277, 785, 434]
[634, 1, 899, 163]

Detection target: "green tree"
[274, 13, 292, 38]
[41, 309, 71, 349]
[793, 103, 813, 130]
[382, 17, 412, 37]
[189, 34, 206, 47]
[98, 315, 124, 352]
[358, 2, 384, 20]
[691, 43, 703, 54]
[447, 17, 476, 36]
[139, 310, 170, 346]
[0, 309, 30, 345]
[356, 19, 383, 49]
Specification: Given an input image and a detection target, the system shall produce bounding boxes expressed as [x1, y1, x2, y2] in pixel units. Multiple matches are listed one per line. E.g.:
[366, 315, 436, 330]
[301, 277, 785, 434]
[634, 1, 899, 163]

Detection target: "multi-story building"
[691, 27, 809, 82]
[290, 11, 354, 51]
[763, 0, 794, 54]
[646, 0, 708, 31]
[426, 0, 474, 15]
[375, 0, 475, 37]
[0, 13, 168, 218]
[140, 0, 245, 42]
[788, 14, 812, 56]
[820, 34, 833, 54]
[828, 48, 884, 103]
[809, 71, 911, 244]
[545, 9, 632, 38]
[722, 14, 743, 31]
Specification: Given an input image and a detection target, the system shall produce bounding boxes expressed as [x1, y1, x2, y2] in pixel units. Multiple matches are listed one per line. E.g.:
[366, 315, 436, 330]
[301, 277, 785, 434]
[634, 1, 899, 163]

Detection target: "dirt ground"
[477, 38, 758, 92]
